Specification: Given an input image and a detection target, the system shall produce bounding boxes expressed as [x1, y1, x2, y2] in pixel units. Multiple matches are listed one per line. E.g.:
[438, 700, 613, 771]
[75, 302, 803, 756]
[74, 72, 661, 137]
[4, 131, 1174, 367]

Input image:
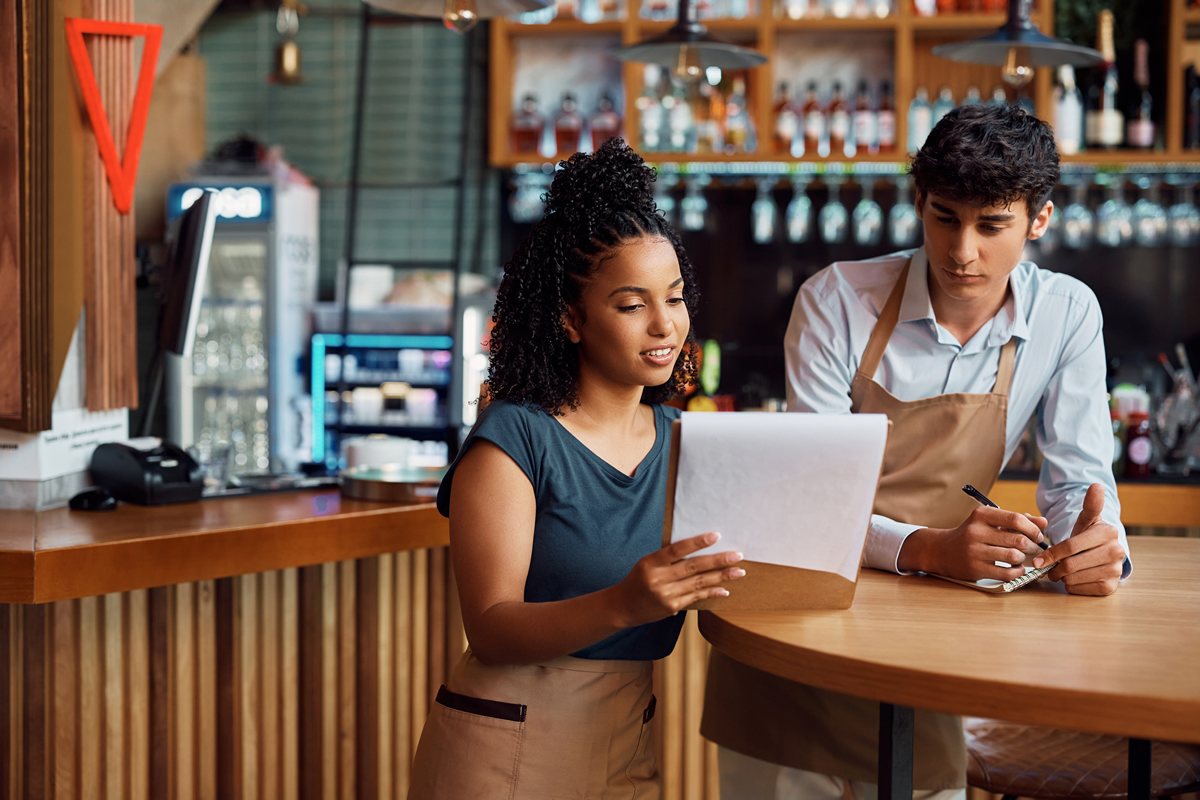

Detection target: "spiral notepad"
[930, 562, 1055, 593]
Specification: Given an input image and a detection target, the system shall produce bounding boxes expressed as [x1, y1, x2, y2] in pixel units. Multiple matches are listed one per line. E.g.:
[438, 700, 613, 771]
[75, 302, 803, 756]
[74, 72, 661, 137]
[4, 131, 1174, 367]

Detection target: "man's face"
[916, 190, 1053, 306]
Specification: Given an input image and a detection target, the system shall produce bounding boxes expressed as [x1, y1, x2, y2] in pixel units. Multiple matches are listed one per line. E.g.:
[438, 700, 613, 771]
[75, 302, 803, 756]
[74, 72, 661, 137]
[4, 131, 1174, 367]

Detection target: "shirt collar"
[898, 247, 1032, 344]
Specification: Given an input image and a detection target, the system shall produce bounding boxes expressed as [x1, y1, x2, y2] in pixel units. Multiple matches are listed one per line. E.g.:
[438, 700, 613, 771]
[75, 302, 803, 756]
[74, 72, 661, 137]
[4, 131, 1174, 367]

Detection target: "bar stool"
[964, 717, 1200, 800]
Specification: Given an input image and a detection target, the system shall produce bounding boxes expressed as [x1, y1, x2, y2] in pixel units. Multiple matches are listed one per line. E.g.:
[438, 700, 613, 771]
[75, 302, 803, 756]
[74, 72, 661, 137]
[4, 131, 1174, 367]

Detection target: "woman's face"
[563, 237, 691, 393]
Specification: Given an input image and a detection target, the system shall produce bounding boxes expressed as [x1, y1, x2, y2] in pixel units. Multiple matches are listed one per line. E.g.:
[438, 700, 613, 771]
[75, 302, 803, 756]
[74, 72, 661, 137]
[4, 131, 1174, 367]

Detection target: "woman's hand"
[611, 532, 745, 628]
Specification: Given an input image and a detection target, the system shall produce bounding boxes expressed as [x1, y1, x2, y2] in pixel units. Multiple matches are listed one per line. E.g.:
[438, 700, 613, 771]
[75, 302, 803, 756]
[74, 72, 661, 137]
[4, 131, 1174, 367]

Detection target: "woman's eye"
[618, 304, 644, 313]
[667, 296, 685, 305]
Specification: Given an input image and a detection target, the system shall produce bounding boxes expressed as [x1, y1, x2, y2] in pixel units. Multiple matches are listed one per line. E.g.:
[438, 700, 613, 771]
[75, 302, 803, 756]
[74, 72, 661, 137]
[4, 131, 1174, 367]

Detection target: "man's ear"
[562, 304, 583, 344]
[1027, 200, 1054, 240]
[914, 188, 926, 221]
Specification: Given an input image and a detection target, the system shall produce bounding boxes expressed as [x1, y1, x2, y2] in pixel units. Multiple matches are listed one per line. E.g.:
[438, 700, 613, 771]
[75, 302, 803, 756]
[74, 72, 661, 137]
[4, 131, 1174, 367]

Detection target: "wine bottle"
[1125, 38, 1155, 149]
[1085, 9, 1123, 150]
[589, 93, 621, 149]
[554, 92, 583, 154]
[773, 82, 799, 155]
[877, 80, 896, 154]
[852, 80, 876, 156]
[511, 93, 545, 154]
[1054, 65, 1084, 155]
[802, 82, 824, 157]
[828, 81, 850, 157]
[907, 86, 932, 152]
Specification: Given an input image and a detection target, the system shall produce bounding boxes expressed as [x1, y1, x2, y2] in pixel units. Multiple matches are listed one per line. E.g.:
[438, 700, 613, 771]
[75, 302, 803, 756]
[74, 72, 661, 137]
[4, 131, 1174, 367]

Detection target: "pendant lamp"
[610, 0, 767, 84]
[931, 0, 1101, 88]
[363, 0, 553, 33]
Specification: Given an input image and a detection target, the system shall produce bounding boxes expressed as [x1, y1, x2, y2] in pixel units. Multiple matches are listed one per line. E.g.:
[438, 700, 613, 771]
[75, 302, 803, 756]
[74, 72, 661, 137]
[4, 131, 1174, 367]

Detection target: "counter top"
[0, 490, 449, 604]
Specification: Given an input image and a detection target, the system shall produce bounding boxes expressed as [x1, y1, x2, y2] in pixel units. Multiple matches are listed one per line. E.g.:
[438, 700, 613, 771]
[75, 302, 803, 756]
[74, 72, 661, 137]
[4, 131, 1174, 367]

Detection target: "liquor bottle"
[852, 80, 876, 156]
[637, 66, 664, 151]
[907, 86, 932, 152]
[912, 0, 935, 15]
[1125, 410, 1152, 479]
[589, 92, 621, 148]
[692, 81, 721, 153]
[989, 85, 1008, 106]
[554, 92, 584, 153]
[1054, 65, 1084, 155]
[511, 93, 545, 154]
[1126, 38, 1155, 149]
[801, 81, 824, 157]
[1085, 9, 1123, 150]
[828, 81, 850, 157]
[773, 82, 799, 155]
[935, 0, 954, 14]
[666, 81, 694, 151]
[962, 85, 983, 106]
[724, 77, 755, 153]
[877, 80, 896, 154]
[1188, 65, 1200, 149]
[931, 86, 954, 129]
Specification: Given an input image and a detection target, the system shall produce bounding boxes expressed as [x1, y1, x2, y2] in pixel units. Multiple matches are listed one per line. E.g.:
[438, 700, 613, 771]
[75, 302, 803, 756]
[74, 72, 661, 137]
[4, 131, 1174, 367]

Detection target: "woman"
[408, 139, 745, 799]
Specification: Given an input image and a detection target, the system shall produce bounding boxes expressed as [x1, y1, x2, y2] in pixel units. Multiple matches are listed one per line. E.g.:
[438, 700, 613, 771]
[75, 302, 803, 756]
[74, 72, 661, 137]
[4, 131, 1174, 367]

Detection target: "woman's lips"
[641, 346, 676, 366]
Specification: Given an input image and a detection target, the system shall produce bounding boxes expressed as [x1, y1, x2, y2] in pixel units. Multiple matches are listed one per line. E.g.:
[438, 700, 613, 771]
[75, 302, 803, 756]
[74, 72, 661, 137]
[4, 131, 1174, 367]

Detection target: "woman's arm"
[449, 440, 744, 665]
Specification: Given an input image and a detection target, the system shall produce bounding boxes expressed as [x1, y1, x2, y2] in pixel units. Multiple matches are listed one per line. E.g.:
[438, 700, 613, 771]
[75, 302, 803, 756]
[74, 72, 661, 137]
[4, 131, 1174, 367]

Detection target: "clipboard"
[661, 415, 890, 611]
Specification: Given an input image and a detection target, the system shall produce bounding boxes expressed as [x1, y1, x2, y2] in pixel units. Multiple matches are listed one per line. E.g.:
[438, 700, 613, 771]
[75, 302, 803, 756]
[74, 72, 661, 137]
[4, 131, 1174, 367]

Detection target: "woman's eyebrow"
[606, 277, 684, 298]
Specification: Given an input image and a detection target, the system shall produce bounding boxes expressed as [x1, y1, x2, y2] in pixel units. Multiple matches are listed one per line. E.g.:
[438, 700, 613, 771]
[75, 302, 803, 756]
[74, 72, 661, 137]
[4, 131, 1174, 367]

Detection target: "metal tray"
[339, 464, 447, 503]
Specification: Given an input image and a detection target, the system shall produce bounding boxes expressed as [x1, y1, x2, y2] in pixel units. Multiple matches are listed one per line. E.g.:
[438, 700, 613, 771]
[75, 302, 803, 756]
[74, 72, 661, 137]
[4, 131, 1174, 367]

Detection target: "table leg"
[879, 702, 914, 800]
[1128, 738, 1151, 800]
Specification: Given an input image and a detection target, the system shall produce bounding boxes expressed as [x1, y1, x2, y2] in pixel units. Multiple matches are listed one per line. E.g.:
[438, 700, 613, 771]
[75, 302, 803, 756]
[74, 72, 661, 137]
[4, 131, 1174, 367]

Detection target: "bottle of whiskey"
[1125, 38, 1155, 149]
[554, 93, 584, 154]
[589, 92, 621, 149]
[773, 82, 799, 155]
[1085, 9, 1123, 150]
[828, 81, 850, 157]
[724, 77, 755, 154]
[852, 80, 876, 156]
[637, 66, 665, 152]
[801, 82, 824, 157]
[877, 80, 896, 154]
[511, 93, 545, 154]
[907, 86, 931, 152]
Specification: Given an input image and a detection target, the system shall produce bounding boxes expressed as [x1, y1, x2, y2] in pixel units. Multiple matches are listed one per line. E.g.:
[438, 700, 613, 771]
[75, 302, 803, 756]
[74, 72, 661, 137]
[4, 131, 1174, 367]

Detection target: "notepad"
[930, 563, 1055, 593]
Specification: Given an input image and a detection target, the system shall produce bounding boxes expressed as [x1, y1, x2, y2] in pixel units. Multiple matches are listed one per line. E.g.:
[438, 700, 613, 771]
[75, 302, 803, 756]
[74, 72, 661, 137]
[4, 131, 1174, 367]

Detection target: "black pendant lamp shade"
[931, 0, 1101, 87]
[610, 0, 767, 79]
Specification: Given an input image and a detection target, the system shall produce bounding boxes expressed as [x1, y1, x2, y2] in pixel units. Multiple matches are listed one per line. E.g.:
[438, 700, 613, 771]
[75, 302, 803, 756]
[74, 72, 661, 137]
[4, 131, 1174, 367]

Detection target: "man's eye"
[981, 225, 1004, 233]
[937, 216, 956, 225]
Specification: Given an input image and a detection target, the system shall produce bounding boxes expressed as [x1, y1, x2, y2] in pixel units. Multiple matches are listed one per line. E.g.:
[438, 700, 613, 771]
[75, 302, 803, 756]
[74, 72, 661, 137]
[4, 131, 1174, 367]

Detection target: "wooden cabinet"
[490, 0, 1200, 167]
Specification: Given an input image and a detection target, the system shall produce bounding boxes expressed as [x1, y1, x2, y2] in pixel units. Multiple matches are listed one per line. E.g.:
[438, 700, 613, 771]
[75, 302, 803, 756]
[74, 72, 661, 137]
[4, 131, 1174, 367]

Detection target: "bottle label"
[909, 107, 931, 149]
[804, 111, 823, 142]
[877, 111, 895, 146]
[854, 111, 876, 148]
[1128, 436, 1152, 465]
[830, 110, 850, 141]
[1126, 119, 1155, 147]
[776, 110, 798, 140]
[1088, 109, 1124, 146]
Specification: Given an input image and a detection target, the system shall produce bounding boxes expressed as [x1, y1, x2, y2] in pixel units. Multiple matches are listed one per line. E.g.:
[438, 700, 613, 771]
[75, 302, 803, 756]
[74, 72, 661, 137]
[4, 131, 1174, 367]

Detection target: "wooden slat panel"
[21, 605, 47, 799]
[0, 607, 11, 800]
[78, 596, 100, 800]
[683, 617, 706, 800]
[659, 635, 685, 800]
[128, 590, 149, 800]
[148, 588, 170, 800]
[376, 555, 395, 800]
[409, 549, 429, 752]
[281, 569, 299, 800]
[0, 0, 23, 422]
[7, 607, 24, 800]
[174, 583, 197, 800]
[320, 562, 338, 800]
[104, 593, 127, 800]
[338, 561, 356, 800]
[260, 571, 280, 800]
[356, 558, 380, 800]
[237, 574, 260, 800]
[298, 565, 324, 800]
[51, 600, 77, 800]
[214, 578, 234, 800]
[427, 548, 446, 712]
[394, 550, 413, 792]
[197, 580, 217, 800]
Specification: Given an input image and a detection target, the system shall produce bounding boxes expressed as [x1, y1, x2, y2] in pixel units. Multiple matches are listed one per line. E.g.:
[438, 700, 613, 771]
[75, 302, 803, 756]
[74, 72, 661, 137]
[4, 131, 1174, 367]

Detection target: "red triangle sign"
[63, 18, 163, 215]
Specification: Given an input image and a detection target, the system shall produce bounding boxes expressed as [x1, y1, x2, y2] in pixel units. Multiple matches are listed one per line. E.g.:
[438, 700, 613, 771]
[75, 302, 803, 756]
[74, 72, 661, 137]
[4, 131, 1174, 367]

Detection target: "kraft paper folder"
[662, 413, 890, 611]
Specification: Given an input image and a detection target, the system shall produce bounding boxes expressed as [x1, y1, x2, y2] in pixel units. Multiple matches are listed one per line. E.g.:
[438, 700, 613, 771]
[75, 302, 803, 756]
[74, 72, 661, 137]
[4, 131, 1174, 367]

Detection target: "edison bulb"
[443, 0, 478, 33]
[1002, 46, 1034, 88]
[673, 44, 704, 83]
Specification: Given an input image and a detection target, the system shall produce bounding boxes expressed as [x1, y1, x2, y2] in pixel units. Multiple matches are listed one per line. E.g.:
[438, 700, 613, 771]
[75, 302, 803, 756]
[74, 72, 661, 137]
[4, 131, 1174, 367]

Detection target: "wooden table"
[700, 537, 1200, 800]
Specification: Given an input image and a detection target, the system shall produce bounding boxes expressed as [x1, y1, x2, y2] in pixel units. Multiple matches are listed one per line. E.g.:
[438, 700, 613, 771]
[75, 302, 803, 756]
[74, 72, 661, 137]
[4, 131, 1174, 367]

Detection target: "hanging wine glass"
[1131, 176, 1168, 248]
[680, 174, 710, 232]
[1095, 176, 1133, 248]
[786, 177, 813, 244]
[751, 178, 778, 244]
[852, 177, 883, 247]
[819, 178, 848, 244]
[1168, 179, 1200, 247]
[654, 173, 678, 227]
[887, 175, 920, 247]
[1060, 179, 1095, 250]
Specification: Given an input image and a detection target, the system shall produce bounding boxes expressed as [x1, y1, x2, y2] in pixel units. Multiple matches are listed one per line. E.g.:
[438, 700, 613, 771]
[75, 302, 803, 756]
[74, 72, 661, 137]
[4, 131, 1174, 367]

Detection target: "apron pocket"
[409, 686, 527, 800]
[625, 694, 659, 794]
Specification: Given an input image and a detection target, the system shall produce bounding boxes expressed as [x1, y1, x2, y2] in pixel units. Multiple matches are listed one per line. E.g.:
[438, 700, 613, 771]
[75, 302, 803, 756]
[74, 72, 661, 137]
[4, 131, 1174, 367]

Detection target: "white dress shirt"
[784, 247, 1131, 576]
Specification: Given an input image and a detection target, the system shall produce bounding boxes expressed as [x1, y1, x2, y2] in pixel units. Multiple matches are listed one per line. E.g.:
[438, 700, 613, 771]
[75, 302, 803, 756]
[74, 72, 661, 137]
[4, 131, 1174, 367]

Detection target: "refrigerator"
[164, 175, 319, 475]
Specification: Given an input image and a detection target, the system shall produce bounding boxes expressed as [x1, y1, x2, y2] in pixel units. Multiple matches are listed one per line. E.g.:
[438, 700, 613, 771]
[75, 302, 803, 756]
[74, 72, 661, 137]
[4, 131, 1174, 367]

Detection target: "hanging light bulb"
[271, 0, 304, 86]
[443, 0, 479, 33]
[673, 44, 704, 84]
[1001, 46, 1034, 88]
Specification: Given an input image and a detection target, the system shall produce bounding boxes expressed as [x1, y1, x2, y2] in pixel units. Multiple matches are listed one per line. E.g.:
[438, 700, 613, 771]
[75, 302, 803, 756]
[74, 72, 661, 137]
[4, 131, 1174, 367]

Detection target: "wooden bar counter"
[0, 490, 456, 800]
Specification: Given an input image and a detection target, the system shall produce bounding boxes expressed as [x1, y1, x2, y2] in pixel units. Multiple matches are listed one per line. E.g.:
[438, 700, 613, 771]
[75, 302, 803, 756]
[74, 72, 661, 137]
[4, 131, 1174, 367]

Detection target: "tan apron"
[701, 259, 1017, 790]
[409, 649, 660, 800]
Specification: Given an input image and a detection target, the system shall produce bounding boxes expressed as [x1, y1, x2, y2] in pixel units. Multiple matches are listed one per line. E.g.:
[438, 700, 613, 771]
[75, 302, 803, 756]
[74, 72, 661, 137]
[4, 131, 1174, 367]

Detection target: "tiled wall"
[197, 3, 500, 299]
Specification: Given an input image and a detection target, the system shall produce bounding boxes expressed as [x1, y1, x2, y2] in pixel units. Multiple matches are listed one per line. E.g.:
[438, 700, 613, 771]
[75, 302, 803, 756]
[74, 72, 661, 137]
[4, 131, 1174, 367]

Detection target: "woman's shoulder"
[475, 398, 554, 432]
[655, 403, 683, 422]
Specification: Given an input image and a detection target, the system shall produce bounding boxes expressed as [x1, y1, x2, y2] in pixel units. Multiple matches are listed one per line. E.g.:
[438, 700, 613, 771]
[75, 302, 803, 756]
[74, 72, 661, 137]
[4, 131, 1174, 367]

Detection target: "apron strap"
[992, 338, 1017, 396]
[856, 259, 911, 383]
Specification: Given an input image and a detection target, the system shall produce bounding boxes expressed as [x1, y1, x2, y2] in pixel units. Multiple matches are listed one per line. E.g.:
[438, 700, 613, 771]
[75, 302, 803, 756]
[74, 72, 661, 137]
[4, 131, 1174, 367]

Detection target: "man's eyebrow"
[606, 277, 684, 298]
[930, 200, 1015, 223]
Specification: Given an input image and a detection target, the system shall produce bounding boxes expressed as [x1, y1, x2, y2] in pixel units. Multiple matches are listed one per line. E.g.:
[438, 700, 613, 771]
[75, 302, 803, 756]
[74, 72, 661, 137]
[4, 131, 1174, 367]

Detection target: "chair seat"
[964, 717, 1200, 800]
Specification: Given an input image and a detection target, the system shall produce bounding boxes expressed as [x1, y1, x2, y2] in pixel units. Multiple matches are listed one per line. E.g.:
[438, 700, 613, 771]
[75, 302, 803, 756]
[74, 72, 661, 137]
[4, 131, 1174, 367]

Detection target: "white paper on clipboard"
[669, 413, 889, 583]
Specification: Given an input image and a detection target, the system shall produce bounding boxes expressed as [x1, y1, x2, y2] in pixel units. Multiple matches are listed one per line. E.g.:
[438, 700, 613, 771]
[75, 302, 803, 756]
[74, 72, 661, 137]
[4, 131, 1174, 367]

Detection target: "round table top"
[699, 536, 1200, 745]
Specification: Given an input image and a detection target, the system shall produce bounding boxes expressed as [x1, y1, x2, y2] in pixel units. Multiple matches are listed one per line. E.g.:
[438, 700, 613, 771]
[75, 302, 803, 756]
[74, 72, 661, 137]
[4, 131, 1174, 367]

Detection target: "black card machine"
[91, 442, 205, 505]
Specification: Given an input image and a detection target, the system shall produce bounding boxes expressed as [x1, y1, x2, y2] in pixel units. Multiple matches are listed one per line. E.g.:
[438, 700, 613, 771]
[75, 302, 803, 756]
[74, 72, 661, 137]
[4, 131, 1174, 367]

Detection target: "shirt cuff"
[864, 515, 924, 575]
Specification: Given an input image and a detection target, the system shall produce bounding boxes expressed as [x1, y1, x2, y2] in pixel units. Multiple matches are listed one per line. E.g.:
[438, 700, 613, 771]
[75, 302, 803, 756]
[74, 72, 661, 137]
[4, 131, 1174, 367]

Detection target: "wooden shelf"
[506, 19, 624, 34]
[1184, 7, 1200, 23]
[773, 16, 898, 30]
[1061, 150, 1200, 165]
[909, 12, 1007, 30]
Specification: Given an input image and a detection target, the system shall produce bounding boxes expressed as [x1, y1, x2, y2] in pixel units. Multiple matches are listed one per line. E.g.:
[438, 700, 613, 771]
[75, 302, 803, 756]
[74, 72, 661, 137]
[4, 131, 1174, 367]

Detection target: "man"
[701, 104, 1131, 800]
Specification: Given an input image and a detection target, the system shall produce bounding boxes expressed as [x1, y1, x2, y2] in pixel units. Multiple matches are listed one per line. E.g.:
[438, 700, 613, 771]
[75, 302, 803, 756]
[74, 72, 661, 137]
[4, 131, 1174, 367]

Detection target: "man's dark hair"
[487, 138, 700, 415]
[909, 103, 1059, 221]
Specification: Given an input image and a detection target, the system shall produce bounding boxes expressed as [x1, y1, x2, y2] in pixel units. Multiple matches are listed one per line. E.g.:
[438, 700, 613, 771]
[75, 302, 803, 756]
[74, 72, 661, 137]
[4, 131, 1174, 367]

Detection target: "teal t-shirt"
[437, 399, 686, 661]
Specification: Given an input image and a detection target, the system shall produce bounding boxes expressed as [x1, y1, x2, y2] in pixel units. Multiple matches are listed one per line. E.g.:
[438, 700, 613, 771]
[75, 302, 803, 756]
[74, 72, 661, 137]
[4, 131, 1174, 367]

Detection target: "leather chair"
[964, 717, 1200, 800]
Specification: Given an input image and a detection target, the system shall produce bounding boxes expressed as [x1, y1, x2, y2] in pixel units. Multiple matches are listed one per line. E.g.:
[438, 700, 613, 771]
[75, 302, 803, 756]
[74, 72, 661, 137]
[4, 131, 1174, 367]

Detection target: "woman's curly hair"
[488, 138, 700, 415]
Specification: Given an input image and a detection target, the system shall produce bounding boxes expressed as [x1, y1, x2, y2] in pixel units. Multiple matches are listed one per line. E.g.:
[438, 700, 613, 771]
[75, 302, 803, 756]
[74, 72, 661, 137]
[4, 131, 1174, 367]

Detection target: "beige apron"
[701, 259, 1017, 790]
[409, 649, 660, 800]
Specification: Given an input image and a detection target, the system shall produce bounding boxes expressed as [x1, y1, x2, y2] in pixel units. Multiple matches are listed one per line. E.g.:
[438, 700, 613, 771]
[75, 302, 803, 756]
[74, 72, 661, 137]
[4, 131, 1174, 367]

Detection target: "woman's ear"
[562, 305, 583, 344]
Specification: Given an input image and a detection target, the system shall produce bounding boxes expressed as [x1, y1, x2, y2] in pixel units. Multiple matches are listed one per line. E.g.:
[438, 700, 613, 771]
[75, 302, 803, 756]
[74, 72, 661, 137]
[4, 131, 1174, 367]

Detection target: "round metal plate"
[339, 464, 448, 503]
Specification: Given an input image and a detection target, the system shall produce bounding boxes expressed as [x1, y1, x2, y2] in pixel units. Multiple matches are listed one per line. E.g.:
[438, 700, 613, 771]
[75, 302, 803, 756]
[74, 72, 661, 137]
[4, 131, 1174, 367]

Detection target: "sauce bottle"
[1125, 410, 1153, 479]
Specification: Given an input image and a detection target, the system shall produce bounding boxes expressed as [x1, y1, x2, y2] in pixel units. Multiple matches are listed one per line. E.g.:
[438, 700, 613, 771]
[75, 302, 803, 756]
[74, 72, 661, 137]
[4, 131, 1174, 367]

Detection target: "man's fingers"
[1069, 483, 1107, 537]
[979, 508, 1044, 543]
[1046, 536, 1125, 580]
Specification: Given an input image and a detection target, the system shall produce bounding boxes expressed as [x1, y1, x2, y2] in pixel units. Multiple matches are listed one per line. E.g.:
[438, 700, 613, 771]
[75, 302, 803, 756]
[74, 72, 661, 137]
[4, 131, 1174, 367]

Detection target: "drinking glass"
[751, 179, 778, 244]
[819, 179, 848, 244]
[1060, 180, 1096, 250]
[1096, 178, 1133, 247]
[786, 178, 813, 244]
[1168, 180, 1200, 247]
[887, 175, 920, 247]
[680, 175, 709, 232]
[852, 178, 883, 246]
[653, 174, 678, 227]
[1131, 176, 1168, 247]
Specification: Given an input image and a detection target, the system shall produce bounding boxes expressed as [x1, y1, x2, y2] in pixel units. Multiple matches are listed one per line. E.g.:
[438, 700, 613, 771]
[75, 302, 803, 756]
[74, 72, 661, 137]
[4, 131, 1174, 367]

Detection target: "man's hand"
[1034, 483, 1124, 596]
[899, 507, 1047, 581]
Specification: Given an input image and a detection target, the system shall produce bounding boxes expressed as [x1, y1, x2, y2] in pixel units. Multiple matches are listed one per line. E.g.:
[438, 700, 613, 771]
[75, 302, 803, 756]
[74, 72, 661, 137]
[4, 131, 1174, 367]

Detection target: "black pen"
[961, 484, 1049, 550]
